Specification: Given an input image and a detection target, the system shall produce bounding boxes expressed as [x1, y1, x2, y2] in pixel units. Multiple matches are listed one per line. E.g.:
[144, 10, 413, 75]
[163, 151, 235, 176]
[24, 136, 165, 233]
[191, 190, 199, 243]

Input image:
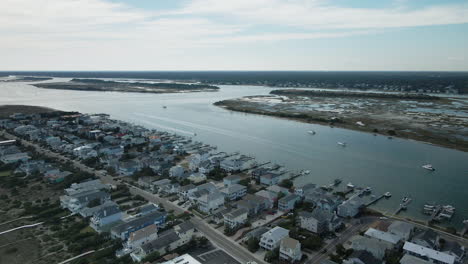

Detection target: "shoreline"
[214, 102, 468, 153]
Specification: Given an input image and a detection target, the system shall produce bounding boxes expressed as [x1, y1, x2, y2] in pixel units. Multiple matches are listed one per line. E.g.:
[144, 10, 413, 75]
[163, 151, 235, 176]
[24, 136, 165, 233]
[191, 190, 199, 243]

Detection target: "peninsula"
[32, 78, 220, 94]
[215, 89, 468, 152]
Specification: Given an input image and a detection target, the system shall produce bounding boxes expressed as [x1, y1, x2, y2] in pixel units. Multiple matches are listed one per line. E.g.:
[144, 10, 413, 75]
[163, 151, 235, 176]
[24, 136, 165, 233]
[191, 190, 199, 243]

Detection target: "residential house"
[387, 221, 414, 241]
[266, 185, 290, 196]
[169, 165, 185, 178]
[343, 250, 381, 264]
[298, 209, 342, 234]
[220, 183, 247, 201]
[399, 254, 431, 264]
[161, 254, 201, 264]
[411, 229, 440, 249]
[60, 189, 111, 213]
[223, 208, 248, 229]
[364, 228, 401, 247]
[236, 194, 270, 216]
[255, 190, 277, 209]
[346, 235, 392, 260]
[90, 203, 122, 231]
[44, 169, 72, 183]
[280, 237, 302, 263]
[138, 203, 159, 216]
[244, 227, 270, 242]
[0, 152, 30, 164]
[260, 226, 289, 251]
[131, 222, 195, 262]
[403, 241, 455, 264]
[138, 176, 157, 189]
[260, 173, 281, 186]
[111, 211, 167, 240]
[223, 174, 241, 186]
[197, 190, 224, 213]
[278, 194, 300, 212]
[179, 184, 197, 200]
[294, 183, 317, 197]
[126, 224, 159, 249]
[65, 179, 109, 196]
[119, 160, 140, 176]
[337, 195, 366, 218]
[441, 241, 465, 264]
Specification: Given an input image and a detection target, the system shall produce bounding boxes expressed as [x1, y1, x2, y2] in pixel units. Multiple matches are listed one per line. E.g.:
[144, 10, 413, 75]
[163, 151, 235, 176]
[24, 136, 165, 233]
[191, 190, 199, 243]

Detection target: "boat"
[364, 187, 372, 193]
[337, 142, 347, 147]
[334, 179, 342, 185]
[163, 106, 167, 109]
[347, 182, 355, 188]
[307, 130, 316, 135]
[384, 192, 392, 198]
[301, 170, 311, 175]
[422, 164, 435, 171]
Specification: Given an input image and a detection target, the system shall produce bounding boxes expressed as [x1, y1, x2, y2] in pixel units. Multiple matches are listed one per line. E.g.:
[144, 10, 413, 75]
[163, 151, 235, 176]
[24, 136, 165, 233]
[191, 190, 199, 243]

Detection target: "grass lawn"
[0, 170, 11, 177]
[79, 226, 96, 234]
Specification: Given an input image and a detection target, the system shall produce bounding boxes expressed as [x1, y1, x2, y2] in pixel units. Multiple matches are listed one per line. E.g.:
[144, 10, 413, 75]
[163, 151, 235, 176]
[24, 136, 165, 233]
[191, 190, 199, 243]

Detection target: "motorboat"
[364, 187, 372, 193]
[384, 192, 392, 198]
[337, 142, 347, 147]
[347, 182, 355, 188]
[334, 179, 342, 185]
[307, 130, 316, 135]
[422, 164, 435, 171]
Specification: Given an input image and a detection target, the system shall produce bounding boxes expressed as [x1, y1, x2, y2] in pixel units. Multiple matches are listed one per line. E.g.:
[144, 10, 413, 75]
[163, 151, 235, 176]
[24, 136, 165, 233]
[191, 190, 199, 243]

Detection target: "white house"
[280, 237, 302, 263]
[169, 165, 185, 178]
[223, 208, 248, 229]
[278, 194, 301, 212]
[126, 224, 159, 249]
[260, 226, 289, 251]
[403, 242, 455, 264]
[223, 175, 241, 186]
[220, 183, 247, 201]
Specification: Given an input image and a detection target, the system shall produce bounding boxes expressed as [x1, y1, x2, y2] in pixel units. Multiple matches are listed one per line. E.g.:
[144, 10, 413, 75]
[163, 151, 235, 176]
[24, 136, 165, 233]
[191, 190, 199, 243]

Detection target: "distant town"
[0, 108, 467, 264]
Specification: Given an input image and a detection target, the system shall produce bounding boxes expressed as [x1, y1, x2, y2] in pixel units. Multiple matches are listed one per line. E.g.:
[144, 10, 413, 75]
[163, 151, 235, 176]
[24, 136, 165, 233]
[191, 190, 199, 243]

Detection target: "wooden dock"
[365, 194, 385, 207]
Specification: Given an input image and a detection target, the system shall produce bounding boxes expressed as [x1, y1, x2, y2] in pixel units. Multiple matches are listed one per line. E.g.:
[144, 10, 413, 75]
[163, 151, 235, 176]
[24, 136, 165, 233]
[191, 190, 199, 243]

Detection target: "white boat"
[347, 182, 355, 188]
[301, 170, 310, 175]
[384, 192, 392, 198]
[422, 164, 435, 171]
[337, 142, 347, 147]
[307, 130, 316, 135]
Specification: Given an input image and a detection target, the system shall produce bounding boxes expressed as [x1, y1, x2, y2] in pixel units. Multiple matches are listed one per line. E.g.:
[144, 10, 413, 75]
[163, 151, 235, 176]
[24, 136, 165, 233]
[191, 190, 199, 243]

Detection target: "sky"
[1, 0, 468, 71]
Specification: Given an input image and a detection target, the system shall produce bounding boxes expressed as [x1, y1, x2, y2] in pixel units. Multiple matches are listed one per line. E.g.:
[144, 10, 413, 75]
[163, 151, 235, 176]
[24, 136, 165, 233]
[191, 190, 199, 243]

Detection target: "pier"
[365, 194, 385, 207]
[393, 197, 412, 215]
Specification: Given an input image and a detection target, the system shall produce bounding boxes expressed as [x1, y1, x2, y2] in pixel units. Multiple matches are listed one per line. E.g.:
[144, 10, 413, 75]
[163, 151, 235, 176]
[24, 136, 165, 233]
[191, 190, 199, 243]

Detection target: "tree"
[247, 237, 260, 253]
[264, 248, 279, 263]
[279, 179, 293, 189]
[303, 235, 323, 251]
[142, 251, 160, 263]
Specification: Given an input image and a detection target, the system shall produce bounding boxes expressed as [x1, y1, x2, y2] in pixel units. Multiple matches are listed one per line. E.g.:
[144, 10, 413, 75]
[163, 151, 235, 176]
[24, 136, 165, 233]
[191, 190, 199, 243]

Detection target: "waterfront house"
[294, 183, 317, 197]
[223, 208, 248, 229]
[266, 185, 290, 196]
[337, 195, 366, 218]
[111, 211, 167, 240]
[411, 229, 440, 249]
[220, 183, 247, 201]
[278, 194, 300, 212]
[126, 224, 158, 249]
[260, 173, 281, 186]
[403, 241, 455, 264]
[364, 228, 401, 246]
[255, 190, 277, 208]
[298, 209, 342, 234]
[279, 237, 302, 263]
[387, 221, 414, 241]
[259, 226, 289, 251]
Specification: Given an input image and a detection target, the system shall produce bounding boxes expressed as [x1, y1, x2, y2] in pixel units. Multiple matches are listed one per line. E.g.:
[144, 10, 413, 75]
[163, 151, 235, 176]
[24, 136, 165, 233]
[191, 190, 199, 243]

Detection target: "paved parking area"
[195, 249, 240, 264]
